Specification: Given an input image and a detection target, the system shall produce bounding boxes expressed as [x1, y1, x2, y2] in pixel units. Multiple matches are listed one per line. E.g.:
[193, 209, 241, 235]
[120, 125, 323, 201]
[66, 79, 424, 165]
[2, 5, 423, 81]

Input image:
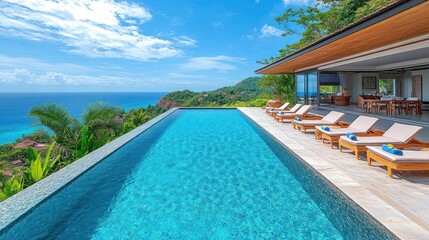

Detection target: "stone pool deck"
[239, 107, 429, 240]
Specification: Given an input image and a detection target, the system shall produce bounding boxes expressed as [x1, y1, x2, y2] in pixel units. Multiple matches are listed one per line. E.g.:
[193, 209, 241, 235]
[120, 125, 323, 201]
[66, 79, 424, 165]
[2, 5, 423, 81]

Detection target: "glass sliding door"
[307, 71, 318, 105]
[295, 71, 319, 105]
[296, 73, 305, 104]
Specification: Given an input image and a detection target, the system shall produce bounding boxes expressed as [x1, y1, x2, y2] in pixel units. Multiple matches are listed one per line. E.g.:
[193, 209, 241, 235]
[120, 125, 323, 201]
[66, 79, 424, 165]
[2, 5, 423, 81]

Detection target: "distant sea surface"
[0, 92, 167, 145]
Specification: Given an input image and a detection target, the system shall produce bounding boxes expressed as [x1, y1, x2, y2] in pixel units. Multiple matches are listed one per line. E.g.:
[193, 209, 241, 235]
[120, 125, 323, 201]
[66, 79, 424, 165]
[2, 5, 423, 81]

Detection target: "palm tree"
[82, 102, 124, 139]
[29, 102, 123, 160]
[29, 103, 79, 157]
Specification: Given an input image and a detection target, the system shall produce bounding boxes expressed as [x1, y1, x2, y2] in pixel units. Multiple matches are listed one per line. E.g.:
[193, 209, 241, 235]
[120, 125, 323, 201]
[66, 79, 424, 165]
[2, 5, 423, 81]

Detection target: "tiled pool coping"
[0, 108, 178, 232]
[238, 107, 429, 240]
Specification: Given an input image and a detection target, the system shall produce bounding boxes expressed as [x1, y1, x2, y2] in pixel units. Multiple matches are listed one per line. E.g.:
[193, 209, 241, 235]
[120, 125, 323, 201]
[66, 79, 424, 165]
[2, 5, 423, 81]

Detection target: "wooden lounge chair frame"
[339, 136, 429, 160]
[367, 149, 429, 177]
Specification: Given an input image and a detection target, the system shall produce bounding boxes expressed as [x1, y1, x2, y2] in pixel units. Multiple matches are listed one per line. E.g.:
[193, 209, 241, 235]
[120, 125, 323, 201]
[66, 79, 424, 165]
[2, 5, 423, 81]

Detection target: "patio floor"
[238, 107, 429, 239]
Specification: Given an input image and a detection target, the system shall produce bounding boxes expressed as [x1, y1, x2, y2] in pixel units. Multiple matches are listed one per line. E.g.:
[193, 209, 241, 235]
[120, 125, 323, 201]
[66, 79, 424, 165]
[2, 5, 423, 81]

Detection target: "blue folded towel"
[321, 126, 330, 131]
[346, 133, 357, 141]
[382, 144, 403, 156]
[294, 117, 302, 121]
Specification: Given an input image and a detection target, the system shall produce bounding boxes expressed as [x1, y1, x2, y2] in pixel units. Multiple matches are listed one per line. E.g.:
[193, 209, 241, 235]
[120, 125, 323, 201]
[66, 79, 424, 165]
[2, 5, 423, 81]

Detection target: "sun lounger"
[266, 102, 289, 112]
[338, 123, 423, 159]
[267, 103, 301, 116]
[291, 111, 345, 132]
[315, 116, 379, 148]
[274, 105, 313, 122]
[367, 146, 429, 177]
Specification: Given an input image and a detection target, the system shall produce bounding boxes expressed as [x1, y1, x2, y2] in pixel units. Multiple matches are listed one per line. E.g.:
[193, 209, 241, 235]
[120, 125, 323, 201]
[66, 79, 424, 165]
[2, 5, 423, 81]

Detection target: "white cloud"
[212, 21, 223, 30]
[0, 68, 139, 86]
[180, 56, 246, 71]
[0, 0, 181, 61]
[283, 0, 312, 6]
[0, 55, 92, 73]
[167, 73, 205, 79]
[260, 24, 283, 37]
[174, 36, 197, 46]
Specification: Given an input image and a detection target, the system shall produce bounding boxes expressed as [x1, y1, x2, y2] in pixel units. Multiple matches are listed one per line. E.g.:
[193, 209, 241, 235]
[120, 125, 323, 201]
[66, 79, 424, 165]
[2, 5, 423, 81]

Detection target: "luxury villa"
[256, 0, 429, 117]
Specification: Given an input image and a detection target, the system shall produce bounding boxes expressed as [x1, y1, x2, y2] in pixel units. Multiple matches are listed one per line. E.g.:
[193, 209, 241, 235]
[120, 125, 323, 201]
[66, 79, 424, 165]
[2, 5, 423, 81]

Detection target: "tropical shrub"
[0, 176, 24, 201]
[25, 143, 59, 185]
[73, 125, 108, 159]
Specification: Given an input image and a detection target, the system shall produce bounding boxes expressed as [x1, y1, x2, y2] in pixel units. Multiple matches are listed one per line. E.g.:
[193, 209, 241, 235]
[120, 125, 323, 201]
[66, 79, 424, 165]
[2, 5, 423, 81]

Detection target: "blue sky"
[0, 0, 307, 92]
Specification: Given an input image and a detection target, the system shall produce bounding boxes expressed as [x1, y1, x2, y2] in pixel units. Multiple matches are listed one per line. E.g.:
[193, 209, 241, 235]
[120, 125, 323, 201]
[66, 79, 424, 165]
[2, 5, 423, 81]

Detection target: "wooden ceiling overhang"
[256, 0, 429, 74]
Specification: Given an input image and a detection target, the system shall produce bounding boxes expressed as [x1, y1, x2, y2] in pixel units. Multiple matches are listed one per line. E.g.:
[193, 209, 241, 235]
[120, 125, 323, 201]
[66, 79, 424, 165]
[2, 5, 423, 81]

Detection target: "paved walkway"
[239, 107, 429, 240]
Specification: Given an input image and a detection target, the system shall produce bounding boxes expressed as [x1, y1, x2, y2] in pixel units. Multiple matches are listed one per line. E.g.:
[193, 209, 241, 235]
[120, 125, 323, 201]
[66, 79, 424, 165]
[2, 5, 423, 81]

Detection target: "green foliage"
[0, 176, 24, 201]
[25, 143, 59, 184]
[73, 125, 108, 159]
[158, 77, 268, 109]
[355, 0, 395, 19]
[16, 129, 53, 143]
[83, 102, 124, 140]
[320, 85, 341, 94]
[260, 0, 396, 63]
[0, 144, 27, 162]
[122, 105, 165, 134]
[28, 103, 79, 148]
[259, 74, 296, 104]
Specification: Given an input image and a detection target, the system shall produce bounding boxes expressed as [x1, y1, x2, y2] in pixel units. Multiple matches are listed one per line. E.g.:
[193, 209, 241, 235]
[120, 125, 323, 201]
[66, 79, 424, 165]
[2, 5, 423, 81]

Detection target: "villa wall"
[412, 69, 429, 101]
[342, 72, 379, 104]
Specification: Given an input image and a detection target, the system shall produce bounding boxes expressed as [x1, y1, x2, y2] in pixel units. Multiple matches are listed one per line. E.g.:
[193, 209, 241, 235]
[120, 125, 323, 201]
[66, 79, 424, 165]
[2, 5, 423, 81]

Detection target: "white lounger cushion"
[270, 103, 301, 114]
[340, 123, 422, 146]
[294, 105, 312, 116]
[316, 127, 366, 136]
[275, 105, 312, 118]
[267, 102, 290, 111]
[348, 116, 379, 132]
[322, 111, 345, 124]
[316, 116, 378, 136]
[382, 123, 422, 143]
[297, 120, 333, 126]
[340, 136, 402, 146]
[367, 146, 429, 162]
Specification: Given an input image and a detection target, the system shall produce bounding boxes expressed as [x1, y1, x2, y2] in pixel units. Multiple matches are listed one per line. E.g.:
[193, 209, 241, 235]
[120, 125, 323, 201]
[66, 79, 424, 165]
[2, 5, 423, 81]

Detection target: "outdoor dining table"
[363, 99, 422, 115]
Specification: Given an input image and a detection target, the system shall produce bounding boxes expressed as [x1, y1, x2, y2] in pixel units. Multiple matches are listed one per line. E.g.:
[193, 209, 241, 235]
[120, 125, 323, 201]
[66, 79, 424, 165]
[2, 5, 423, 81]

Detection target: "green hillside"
[157, 77, 269, 109]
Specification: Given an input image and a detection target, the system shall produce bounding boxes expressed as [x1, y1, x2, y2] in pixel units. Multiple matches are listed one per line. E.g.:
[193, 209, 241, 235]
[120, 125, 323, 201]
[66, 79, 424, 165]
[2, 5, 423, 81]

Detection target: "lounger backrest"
[296, 105, 312, 116]
[383, 123, 423, 143]
[322, 111, 345, 124]
[289, 104, 302, 112]
[349, 116, 378, 132]
[279, 102, 290, 110]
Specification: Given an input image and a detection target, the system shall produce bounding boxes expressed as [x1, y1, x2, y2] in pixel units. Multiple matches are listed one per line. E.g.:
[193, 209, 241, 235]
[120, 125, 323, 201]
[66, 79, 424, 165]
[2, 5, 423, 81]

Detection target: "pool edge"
[0, 107, 179, 232]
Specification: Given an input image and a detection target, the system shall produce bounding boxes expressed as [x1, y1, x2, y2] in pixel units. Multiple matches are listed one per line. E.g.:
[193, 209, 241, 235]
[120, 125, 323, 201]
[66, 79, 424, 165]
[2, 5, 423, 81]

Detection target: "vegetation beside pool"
[0, 103, 165, 201]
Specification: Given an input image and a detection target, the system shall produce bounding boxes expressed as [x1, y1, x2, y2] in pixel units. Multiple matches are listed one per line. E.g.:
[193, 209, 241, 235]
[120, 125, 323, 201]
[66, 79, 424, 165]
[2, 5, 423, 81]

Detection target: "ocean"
[0, 92, 167, 145]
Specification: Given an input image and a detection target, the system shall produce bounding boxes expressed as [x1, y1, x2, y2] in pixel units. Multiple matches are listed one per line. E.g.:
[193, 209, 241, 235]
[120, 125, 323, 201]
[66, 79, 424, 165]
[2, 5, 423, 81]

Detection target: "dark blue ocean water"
[0, 92, 167, 145]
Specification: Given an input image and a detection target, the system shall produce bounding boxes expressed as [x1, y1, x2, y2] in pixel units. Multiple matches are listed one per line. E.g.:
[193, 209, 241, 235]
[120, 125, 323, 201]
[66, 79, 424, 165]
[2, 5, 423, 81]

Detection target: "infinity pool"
[0, 109, 396, 239]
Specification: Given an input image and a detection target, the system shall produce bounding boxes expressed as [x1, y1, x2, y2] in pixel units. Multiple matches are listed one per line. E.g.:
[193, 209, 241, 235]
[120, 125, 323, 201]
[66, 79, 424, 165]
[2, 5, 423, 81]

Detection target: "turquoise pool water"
[0, 109, 396, 239]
